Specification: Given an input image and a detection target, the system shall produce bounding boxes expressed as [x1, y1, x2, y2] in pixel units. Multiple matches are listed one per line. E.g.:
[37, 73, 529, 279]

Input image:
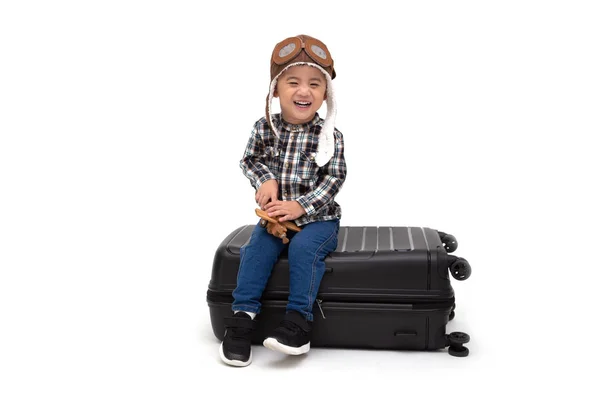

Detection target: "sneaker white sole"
[262, 337, 310, 355]
[219, 342, 252, 367]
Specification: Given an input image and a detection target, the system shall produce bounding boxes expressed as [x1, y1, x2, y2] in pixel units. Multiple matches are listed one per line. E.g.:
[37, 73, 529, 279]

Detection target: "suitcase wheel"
[447, 331, 470, 345]
[449, 258, 471, 280]
[438, 232, 458, 253]
[449, 303, 456, 321]
[447, 332, 470, 357]
[449, 346, 469, 357]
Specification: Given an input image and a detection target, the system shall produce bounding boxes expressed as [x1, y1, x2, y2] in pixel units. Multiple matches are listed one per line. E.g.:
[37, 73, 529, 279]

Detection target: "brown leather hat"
[270, 34, 336, 81]
[265, 34, 338, 167]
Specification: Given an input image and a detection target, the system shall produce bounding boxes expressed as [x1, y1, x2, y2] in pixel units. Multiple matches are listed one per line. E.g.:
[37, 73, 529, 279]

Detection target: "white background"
[1, 0, 599, 398]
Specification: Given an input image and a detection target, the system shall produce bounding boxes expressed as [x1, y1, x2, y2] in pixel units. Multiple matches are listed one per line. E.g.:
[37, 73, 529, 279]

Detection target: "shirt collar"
[274, 113, 321, 133]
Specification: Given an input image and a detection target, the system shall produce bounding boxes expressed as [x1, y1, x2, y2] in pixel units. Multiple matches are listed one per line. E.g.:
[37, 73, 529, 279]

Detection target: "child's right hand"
[256, 179, 278, 209]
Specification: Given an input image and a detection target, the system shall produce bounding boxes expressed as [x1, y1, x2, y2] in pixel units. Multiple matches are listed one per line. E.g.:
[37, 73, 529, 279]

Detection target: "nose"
[297, 83, 310, 96]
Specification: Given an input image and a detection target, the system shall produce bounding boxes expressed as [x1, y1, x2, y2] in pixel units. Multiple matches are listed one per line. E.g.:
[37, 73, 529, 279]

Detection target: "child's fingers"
[266, 203, 283, 213]
[265, 200, 282, 209]
[267, 209, 285, 218]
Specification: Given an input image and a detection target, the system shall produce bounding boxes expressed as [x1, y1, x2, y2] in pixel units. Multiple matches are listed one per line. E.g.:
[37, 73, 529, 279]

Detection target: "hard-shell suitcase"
[206, 225, 472, 357]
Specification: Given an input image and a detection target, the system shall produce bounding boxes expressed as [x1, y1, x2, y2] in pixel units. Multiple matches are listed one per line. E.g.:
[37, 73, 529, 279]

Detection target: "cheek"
[277, 86, 292, 98]
[274, 81, 285, 97]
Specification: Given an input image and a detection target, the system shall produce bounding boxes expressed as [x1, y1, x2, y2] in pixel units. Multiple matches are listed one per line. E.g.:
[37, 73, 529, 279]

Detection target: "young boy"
[219, 35, 347, 367]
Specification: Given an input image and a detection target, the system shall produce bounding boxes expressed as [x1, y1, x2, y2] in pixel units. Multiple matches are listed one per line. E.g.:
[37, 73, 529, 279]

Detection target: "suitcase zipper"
[316, 299, 326, 319]
[208, 290, 454, 309]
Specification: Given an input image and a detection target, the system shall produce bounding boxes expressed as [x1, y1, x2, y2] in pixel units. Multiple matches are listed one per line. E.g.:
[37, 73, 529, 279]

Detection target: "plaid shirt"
[240, 113, 347, 226]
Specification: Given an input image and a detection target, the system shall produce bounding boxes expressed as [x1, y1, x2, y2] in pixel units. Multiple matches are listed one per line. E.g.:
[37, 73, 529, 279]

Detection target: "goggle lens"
[278, 42, 297, 58]
[310, 44, 327, 60]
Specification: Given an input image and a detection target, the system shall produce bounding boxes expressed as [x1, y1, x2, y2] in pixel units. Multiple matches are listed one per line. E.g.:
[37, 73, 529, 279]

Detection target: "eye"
[310, 83, 321, 88]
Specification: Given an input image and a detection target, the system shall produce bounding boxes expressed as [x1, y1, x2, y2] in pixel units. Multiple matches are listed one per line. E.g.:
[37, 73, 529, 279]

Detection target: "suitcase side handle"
[394, 330, 417, 336]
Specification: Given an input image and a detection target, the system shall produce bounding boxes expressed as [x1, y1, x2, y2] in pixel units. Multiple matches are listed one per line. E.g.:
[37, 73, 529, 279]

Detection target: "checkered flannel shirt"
[240, 113, 347, 226]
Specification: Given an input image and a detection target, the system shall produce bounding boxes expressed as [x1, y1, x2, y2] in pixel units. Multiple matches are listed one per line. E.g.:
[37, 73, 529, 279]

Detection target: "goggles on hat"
[272, 36, 333, 69]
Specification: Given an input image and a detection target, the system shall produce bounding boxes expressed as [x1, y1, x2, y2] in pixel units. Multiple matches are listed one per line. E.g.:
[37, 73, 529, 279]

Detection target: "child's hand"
[256, 179, 278, 209]
[264, 200, 306, 222]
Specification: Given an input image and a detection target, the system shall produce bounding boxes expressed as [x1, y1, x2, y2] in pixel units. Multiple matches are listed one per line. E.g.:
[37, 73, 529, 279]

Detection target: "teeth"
[295, 101, 311, 106]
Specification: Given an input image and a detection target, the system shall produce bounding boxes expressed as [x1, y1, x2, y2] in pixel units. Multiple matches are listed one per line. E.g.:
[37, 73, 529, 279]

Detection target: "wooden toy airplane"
[255, 208, 301, 244]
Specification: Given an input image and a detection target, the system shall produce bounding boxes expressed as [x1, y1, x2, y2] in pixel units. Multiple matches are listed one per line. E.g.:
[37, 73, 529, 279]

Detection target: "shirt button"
[283, 190, 288, 196]
[285, 162, 289, 168]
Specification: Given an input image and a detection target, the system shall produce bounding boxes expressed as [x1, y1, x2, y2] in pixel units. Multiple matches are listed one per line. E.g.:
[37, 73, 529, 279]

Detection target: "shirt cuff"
[256, 173, 277, 187]
[296, 195, 316, 216]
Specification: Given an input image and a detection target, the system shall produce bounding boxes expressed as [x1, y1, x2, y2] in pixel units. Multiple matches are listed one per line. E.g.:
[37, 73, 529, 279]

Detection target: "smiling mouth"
[294, 101, 312, 108]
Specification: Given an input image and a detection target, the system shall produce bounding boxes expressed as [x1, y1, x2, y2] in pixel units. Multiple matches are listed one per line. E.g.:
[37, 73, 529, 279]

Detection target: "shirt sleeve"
[296, 129, 347, 216]
[239, 123, 277, 190]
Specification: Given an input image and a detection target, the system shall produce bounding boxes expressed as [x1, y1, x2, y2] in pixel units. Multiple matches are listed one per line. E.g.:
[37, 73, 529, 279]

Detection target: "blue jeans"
[232, 219, 339, 321]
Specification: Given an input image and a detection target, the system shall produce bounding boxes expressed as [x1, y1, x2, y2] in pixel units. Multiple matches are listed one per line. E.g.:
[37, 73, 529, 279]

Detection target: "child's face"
[274, 65, 327, 125]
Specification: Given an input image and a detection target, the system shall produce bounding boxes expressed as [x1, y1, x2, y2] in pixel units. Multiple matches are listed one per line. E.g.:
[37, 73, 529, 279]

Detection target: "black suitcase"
[207, 225, 472, 357]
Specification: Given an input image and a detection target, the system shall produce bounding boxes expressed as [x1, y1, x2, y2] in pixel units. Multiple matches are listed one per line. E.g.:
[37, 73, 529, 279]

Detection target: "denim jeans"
[232, 219, 340, 321]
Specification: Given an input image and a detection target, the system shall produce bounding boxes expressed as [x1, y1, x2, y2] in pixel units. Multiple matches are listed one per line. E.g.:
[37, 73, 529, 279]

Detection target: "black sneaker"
[263, 311, 312, 355]
[220, 312, 255, 367]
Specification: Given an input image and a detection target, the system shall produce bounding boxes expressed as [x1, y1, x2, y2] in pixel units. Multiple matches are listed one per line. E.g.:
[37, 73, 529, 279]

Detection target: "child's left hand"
[264, 200, 306, 222]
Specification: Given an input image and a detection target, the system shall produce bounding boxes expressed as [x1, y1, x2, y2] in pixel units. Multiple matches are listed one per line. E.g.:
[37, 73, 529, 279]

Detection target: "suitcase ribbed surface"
[226, 226, 434, 255]
[334, 227, 432, 253]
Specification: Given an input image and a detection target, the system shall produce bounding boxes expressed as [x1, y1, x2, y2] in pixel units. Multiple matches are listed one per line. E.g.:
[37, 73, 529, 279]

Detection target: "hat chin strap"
[267, 62, 336, 167]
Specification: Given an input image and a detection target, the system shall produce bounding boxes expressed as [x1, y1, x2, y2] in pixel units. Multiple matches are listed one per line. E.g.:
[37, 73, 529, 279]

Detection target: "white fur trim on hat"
[267, 62, 336, 167]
